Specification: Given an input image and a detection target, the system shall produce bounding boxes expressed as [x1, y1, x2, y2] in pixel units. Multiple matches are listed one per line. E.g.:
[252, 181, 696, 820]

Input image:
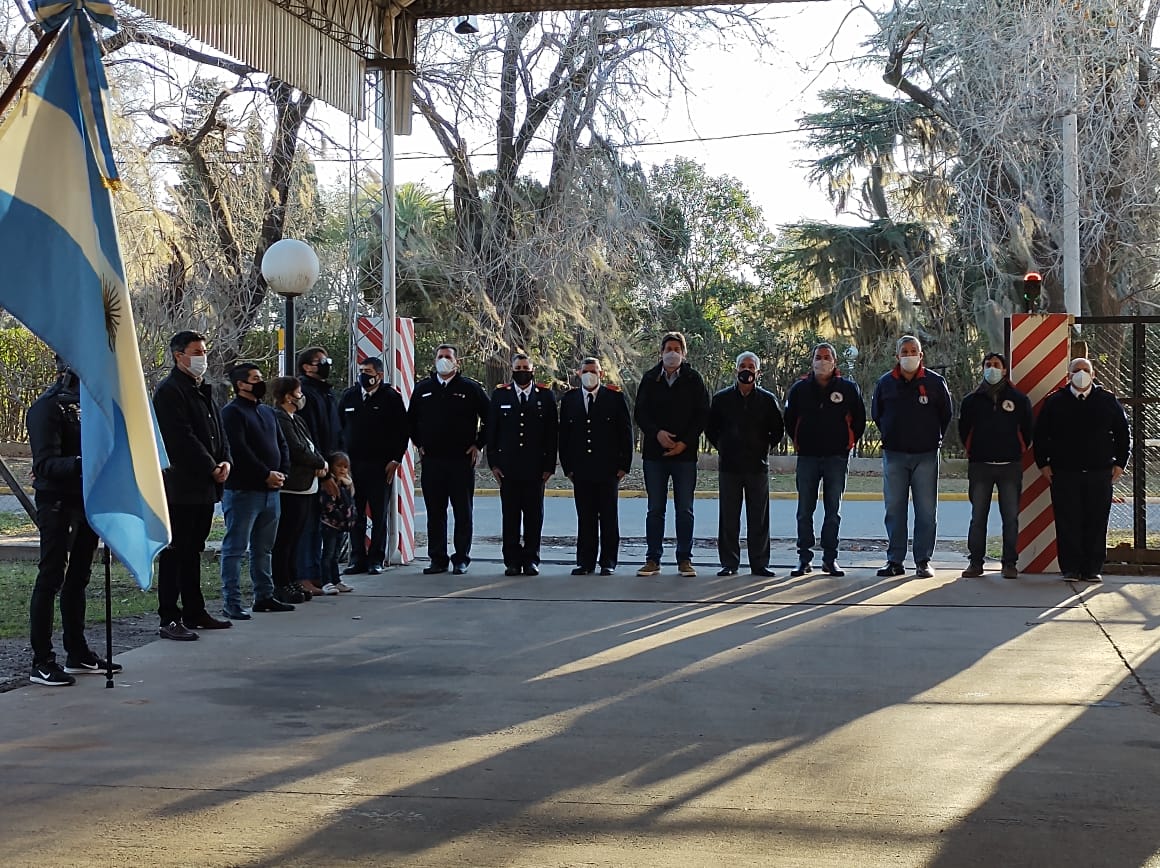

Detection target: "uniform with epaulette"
[487, 378, 558, 574]
[558, 382, 632, 574]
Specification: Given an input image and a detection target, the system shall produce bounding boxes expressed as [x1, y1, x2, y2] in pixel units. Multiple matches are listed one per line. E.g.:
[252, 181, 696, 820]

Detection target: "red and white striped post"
[1010, 313, 1072, 573]
[355, 316, 416, 565]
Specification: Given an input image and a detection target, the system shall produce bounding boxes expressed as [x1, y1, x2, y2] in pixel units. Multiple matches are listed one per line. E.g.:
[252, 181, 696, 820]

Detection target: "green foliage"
[0, 326, 55, 442]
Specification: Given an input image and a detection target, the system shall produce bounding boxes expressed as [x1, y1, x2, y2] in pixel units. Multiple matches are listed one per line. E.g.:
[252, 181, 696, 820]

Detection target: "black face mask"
[511, 370, 534, 386]
[737, 370, 756, 385]
[358, 372, 378, 389]
[314, 359, 332, 380]
[244, 381, 267, 401]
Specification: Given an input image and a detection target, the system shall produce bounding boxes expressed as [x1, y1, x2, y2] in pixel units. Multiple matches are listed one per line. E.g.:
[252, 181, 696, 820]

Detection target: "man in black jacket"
[783, 342, 866, 578]
[559, 357, 632, 575]
[958, 353, 1033, 580]
[706, 351, 784, 577]
[633, 331, 710, 578]
[152, 331, 233, 641]
[338, 356, 409, 574]
[26, 361, 118, 686]
[487, 353, 558, 576]
[408, 344, 490, 575]
[295, 346, 341, 590]
[219, 364, 293, 617]
[1033, 357, 1131, 583]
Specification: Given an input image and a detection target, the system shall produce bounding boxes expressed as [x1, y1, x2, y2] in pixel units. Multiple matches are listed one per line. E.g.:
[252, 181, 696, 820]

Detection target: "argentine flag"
[0, 3, 170, 588]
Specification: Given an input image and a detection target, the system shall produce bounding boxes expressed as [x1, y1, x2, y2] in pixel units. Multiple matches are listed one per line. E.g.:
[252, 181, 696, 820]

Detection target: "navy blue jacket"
[487, 382, 558, 480]
[558, 385, 633, 479]
[783, 372, 866, 457]
[633, 361, 710, 462]
[408, 371, 490, 459]
[957, 381, 1033, 463]
[221, 397, 290, 491]
[871, 365, 953, 453]
[1033, 385, 1131, 472]
[152, 367, 231, 505]
[338, 383, 409, 465]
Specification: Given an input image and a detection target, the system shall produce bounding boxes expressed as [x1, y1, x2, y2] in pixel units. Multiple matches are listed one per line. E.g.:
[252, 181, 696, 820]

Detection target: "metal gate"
[1073, 316, 1160, 566]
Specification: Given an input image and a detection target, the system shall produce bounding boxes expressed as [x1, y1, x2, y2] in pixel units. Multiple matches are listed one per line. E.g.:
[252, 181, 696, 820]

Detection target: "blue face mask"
[983, 367, 1003, 385]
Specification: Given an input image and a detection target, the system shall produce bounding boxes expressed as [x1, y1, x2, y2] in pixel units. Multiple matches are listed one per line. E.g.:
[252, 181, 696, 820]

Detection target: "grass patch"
[0, 558, 222, 641]
[0, 512, 36, 535]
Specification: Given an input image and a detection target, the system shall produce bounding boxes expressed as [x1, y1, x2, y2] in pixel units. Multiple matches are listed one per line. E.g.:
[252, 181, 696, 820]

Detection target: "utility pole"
[1062, 72, 1081, 325]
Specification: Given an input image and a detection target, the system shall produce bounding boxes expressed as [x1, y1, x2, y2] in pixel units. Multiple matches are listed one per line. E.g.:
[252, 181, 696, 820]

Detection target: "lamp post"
[261, 239, 320, 376]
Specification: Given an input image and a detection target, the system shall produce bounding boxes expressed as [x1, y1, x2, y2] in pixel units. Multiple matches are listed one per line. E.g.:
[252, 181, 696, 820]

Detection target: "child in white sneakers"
[319, 452, 357, 594]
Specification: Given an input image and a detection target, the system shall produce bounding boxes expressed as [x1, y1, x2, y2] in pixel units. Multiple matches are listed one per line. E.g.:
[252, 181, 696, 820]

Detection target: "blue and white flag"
[0, 4, 170, 588]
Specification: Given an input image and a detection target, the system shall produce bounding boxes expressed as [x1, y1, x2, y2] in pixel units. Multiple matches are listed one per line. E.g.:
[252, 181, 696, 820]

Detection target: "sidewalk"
[2, 540, 1160, 866]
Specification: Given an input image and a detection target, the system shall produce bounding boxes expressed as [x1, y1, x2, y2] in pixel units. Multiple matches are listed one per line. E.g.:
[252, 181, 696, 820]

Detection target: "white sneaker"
[320, 583, 341, 595]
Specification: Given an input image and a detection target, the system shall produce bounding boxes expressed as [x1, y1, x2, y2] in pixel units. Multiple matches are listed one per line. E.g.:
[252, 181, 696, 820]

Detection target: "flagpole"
[103, 543, 114, 689]
[0, 27, 60, 118]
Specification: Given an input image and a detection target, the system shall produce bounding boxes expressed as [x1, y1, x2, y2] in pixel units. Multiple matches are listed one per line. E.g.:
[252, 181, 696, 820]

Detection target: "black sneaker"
[253, 596, 295, 612]
[30, 661, 75, 686]
[876, 561, 905, 577]
[914, 562, 935, 579]
[64, 652, 123, 675]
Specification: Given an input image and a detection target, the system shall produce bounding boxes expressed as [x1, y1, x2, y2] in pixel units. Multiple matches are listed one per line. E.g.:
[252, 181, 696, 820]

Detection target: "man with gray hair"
[706, 351, 784, 576]
[1033, 357, 1130, 583]
[871, 335, 953, 578]
[783, 342, 866, 577]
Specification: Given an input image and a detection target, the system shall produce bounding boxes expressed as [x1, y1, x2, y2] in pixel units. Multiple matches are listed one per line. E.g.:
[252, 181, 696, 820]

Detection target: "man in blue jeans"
[219, 364, 294, 618]
[871, 336, 953, 578]
[957, 352, 1033, 579]
[783, 342, 866, 577]
[633, 332, 710, 577]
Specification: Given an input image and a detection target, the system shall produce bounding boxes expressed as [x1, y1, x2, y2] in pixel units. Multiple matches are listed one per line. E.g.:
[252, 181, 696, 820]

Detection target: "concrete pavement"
[2, 539, 1160, 866]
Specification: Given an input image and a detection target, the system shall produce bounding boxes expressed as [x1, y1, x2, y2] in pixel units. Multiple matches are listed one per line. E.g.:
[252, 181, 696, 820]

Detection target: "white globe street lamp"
[261, 239, 320, 376]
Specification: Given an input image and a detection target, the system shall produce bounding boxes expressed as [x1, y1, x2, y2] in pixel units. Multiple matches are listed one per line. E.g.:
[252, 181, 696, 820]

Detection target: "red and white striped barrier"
[355, 316, 416, 564]
[1011, 313, 1071, 573]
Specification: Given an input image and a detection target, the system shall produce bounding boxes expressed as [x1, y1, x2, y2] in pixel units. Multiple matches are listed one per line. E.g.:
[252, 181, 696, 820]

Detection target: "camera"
[453, 16, 479, 35]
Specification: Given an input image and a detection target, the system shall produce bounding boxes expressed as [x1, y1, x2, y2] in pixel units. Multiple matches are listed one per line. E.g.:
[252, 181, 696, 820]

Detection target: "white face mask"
[812, 359, 835, 377]
[899, 355, 921, 373]
[435, 357, 456, 376]
[1071, 369, 1092, 391]
[580, 372, 600, 390]
[982, 367, 1003, 385]
[186, 355, 208, 378]
[662, 351, 683, 370]
[294, 394, 306, 410]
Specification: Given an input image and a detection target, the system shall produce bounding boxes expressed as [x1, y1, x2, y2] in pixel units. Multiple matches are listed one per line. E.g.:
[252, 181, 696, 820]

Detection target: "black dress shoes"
[876, 562, 905, 577]
[344, 563, 368, 576]
[751, 567, 777, 577]
[423, 565, 448, 575]
[222, 607, 252, 620]
[505, 566, 522, 576]
[159, 621, 198, 641]
[789, 563, 812, 577]
[253, 597, 295, 612]
[452, 563, 468, 575]
[571, 567, 593, 576]
[183, 612, 232, 630]
[368, 564, 384, 575]
[717, 567, 738, 577]
[821, 561, 845, 577]
[524, 564, 540, 576]
[914, 562, 935, 579]
[599, 567, 615, 576]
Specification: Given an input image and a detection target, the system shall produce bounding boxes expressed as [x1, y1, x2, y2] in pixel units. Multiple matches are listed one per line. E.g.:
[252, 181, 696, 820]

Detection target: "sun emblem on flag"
[101, 275, 121, 352]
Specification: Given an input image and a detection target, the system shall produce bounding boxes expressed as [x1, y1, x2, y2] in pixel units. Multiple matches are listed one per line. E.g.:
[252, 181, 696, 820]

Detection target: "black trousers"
[272, 493, 312, 588]
[1051, 468, 1114, 575]
[157, 502, 214, 625]
[500, 476, 545, 568]
[718, 470, 771, 571]
[421, 454, 475, 569]
[350, 460, 390, 567]
[573, 476, 620, 570]
[29, 493, 99, 665]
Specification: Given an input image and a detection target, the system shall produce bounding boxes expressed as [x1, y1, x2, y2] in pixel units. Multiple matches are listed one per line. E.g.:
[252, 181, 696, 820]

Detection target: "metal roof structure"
[128, 0, 813, 118]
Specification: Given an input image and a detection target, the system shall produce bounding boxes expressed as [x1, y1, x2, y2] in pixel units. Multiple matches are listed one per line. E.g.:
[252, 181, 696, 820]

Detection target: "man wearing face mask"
[783, 342, 866, 578]
[219, 364, 293, 617]
[706, 352, 784, 577]
[295, 347, 342, 590]
[957, 353, 1033, 580]
[634, 331, 711, 578]
[1033, 358, 1130, 583]
[871, 335, 953, 578]
[408, 344, 490, 575]
[559, 357, 633, 575]
[152, 331, 234, 640]
[338, 357, 410, 575]
[487, 353, 558, 575]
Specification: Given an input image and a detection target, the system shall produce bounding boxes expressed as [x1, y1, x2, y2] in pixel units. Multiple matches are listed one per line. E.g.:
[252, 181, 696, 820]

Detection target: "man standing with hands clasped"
[871, 335, 953, 579]
[634, 331, 710, 578]
[559, 357, 633, 575]
[487, 353, 558, 576]
[706, 352, 783, 577]
[1033, 357, 1130, 583]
